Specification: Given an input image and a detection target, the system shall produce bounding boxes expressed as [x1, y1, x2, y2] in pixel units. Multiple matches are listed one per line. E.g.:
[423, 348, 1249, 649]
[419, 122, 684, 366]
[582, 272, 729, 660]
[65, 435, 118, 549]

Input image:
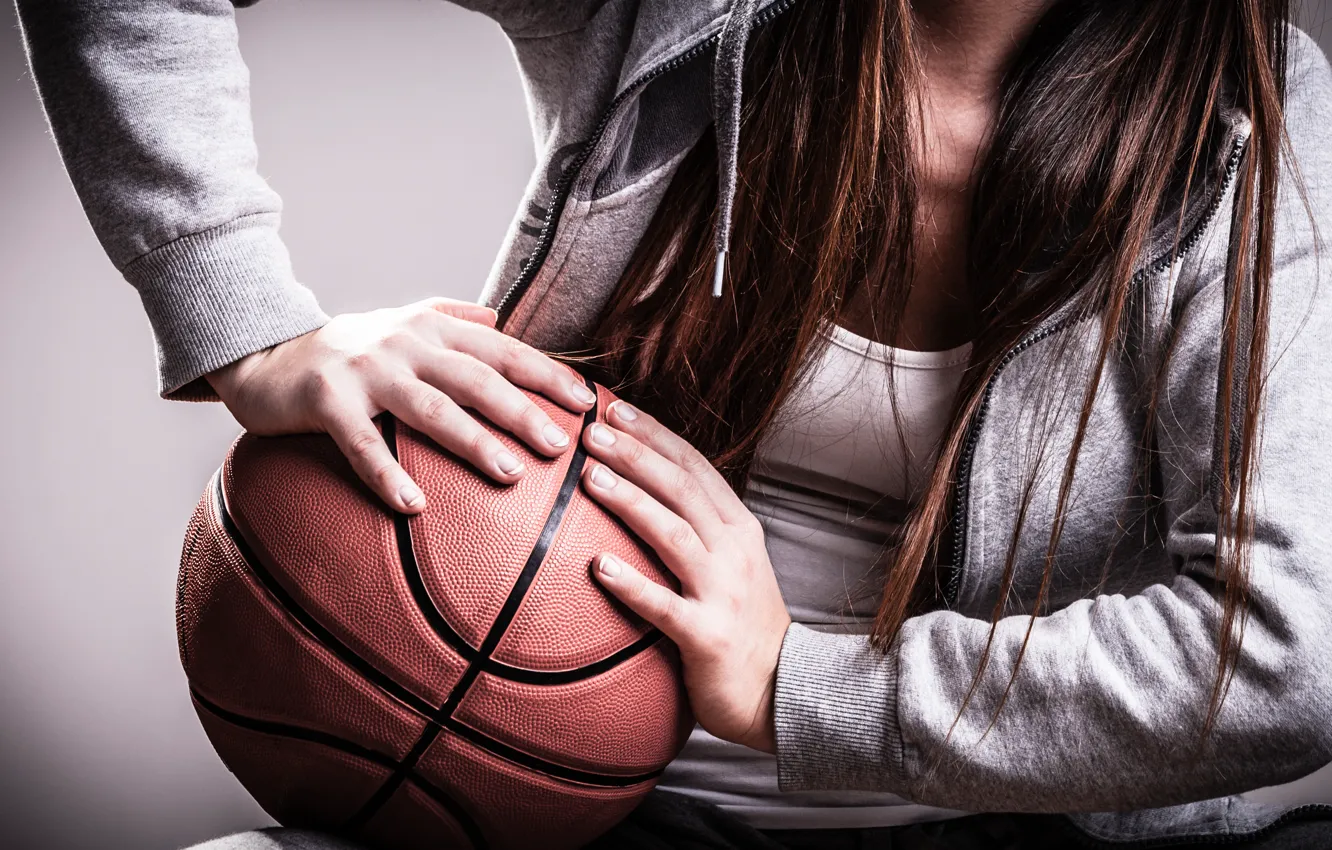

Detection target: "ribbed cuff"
[123, 213, 329, 400]
[773, 624, 906, 793]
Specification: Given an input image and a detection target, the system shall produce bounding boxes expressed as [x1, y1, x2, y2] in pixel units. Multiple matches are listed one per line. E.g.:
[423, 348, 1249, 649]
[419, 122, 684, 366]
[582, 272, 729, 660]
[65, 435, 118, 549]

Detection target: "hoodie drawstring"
[711, 0, 760, 298]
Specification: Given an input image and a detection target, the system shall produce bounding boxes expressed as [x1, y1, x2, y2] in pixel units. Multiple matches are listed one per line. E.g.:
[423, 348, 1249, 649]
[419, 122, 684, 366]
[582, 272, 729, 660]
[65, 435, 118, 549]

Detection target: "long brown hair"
[587, 0, 1291, 743]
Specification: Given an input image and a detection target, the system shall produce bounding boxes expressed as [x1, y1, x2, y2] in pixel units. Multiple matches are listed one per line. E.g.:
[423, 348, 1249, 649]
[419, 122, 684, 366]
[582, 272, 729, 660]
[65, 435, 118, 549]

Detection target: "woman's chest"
[746, 323, 974, 624]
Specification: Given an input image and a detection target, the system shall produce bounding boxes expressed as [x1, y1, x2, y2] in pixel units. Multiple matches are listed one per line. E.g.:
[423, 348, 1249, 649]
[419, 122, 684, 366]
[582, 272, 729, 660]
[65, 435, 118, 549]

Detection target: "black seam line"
[211, 476, 475, 838]
[350, 400, 589, 824]
[218, 440, 663, 790]
[388, 450, 665, 685]
[218, 389, 654, 837]
[384, 389, 661, 685]
[191, 690, 488, 850]
[382, 382, 599, 697]
[473, 380, 599, 663]
[443, 718, 662, 787]
[341, 722, 443, 834]
[352, 380, 598, 822]
[191, 686, 399, 772]
[212, 477, 437, 719]
[482, 629, 664, 684]
[383, 428, 482, 664]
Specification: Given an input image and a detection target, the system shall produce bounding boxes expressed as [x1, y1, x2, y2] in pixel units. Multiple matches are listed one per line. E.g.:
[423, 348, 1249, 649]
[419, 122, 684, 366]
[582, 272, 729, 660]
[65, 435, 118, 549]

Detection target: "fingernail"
[610, 401, 638, 421]
[589, 423, 616, 447]
[598, 554, 623, 578]
[590, 464, 618, 489]
[571, 381, 597, 405]
[496, 450, 524, 474]
[543, 422, 570, 448]
[399, 483, 425, 509]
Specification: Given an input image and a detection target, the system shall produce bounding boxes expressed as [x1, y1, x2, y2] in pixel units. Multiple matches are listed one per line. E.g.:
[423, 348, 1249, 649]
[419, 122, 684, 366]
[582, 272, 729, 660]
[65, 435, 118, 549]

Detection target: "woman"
[16, 0, 1332, 847]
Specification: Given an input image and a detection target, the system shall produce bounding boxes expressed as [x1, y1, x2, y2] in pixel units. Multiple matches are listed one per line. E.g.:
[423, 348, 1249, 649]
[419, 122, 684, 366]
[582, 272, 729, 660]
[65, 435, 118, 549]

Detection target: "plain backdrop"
[1, 3, 1330, 849]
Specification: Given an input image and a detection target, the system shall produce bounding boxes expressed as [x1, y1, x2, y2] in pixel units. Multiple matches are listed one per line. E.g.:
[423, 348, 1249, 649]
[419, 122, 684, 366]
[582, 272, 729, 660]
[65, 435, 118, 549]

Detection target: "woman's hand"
[206, 297, 597, 514]
[578, 400, 792, 753]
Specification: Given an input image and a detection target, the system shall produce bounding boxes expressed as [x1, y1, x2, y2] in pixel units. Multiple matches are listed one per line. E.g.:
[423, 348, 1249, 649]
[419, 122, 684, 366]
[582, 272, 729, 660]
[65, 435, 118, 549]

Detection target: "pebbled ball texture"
[176, 381, 692, 850]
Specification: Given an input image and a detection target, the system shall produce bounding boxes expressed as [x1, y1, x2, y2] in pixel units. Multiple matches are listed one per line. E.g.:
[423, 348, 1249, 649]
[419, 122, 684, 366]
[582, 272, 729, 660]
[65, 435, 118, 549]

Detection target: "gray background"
[0, 2, 1329, 849]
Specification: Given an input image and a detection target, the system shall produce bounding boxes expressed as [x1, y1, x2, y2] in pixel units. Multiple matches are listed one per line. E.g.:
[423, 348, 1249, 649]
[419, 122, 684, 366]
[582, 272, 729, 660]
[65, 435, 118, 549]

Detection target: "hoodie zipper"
[941, 133, 1249, 607]
[495, 0, 800, 324]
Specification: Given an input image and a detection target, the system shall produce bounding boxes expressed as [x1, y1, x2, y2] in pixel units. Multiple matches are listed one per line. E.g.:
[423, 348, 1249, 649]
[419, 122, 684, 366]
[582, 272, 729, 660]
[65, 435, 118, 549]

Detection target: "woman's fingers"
[318, 399, 426, 514]
[378, 375, 528, 484]
[603, 400, 751, 525]
[580, 421, 726, 539]
[581, 461, 707, 587]
[415, 352, 573, 459]
[428, 315, 597, 414]
[418, 296, 498, 327]
[593, 553, 694, 643]
[213, 301, 600, 514]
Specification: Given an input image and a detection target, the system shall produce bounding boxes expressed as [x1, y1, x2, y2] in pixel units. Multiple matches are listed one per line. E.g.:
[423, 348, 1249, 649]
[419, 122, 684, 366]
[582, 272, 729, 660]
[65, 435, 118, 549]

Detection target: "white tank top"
[656, 321, 974, 829]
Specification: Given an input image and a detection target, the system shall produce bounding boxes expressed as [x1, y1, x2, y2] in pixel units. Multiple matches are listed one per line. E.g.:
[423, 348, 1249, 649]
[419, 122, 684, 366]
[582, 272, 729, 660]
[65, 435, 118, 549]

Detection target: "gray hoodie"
[15, 0, 1332, 843]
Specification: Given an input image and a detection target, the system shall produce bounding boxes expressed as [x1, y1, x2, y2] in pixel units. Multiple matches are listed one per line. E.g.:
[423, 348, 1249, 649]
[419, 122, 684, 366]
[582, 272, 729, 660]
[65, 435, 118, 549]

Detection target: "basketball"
[174, 377, 693, 850]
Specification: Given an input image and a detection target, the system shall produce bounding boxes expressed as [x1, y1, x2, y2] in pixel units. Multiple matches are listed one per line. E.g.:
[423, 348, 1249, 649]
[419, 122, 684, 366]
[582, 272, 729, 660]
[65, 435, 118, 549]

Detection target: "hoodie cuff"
[773, 623, 906, 794]
[123, 213, 330, 400]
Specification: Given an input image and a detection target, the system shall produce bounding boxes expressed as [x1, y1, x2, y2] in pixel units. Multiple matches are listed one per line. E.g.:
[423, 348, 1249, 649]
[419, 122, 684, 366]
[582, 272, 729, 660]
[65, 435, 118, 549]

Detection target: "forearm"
[772, 571, 1332, 812]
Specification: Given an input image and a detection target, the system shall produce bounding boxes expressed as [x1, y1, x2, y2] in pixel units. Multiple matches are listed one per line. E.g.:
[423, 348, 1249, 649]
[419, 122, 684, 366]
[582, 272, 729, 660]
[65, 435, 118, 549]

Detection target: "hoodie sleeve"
[772, 29, 1332, 813]
[15, 0, 329, 400]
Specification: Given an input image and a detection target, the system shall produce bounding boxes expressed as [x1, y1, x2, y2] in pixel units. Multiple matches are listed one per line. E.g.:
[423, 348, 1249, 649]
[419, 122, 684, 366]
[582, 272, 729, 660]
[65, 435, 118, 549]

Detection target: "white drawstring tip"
[712, 250, 726, 298]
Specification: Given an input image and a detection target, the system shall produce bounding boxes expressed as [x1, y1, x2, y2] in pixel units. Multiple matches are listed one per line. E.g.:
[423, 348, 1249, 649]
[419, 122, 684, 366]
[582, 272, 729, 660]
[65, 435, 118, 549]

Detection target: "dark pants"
[587, 790, 1332, 850]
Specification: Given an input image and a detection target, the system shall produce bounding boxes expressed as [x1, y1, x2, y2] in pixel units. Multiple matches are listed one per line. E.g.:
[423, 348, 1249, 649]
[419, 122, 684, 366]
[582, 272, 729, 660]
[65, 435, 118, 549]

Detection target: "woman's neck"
[911, 0, 1059, 95]
[841, 0, 1059, 352]
[907, 0, 1058, 200]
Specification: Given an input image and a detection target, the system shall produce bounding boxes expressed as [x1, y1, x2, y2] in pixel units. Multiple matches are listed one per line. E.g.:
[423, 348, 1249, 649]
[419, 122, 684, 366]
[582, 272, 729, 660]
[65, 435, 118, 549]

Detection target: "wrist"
[740, 617, 790, 755]
[205, 345, 272, 404]
[746, 677, 779, 754]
